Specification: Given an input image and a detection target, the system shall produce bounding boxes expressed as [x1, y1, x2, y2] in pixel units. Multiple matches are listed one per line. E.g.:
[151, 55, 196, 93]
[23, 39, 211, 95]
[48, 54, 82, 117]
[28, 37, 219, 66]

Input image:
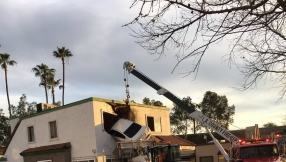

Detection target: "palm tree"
[32, 64, 55, 103]
[53, 47, 73, 106]
[46, 76, 61, 105]
[0, 53, 17, 118]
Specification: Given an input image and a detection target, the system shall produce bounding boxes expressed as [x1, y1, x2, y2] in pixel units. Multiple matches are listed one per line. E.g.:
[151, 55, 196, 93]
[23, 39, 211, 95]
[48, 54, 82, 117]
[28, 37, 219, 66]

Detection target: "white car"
[108, 118, 151, 142]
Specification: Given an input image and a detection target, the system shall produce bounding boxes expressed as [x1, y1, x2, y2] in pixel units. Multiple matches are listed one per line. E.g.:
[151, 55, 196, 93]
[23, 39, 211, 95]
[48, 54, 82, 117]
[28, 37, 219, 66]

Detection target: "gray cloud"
[0, 0, 285, 130]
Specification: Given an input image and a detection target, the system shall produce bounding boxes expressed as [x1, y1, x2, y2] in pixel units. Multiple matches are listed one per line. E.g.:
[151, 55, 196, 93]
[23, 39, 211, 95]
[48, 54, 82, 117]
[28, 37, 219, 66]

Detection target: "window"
[200, 156, 213, 162]
[240, 145, 279, 159]
[49, 121, 57, 138]
[106, 159, 114, 162]
[124, 122, 142, 138]
[27, 126, 35, 142]
[147, 116, 161, 132]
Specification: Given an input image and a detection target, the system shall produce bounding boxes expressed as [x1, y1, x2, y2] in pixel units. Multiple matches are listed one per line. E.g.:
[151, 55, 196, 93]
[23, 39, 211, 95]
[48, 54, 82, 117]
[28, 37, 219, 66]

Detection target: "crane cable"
[124, 69, 130, 105]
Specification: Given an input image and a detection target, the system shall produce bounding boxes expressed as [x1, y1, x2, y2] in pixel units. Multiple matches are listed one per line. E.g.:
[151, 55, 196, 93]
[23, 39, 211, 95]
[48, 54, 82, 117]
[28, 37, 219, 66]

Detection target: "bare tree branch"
[125, 0, 286, 100]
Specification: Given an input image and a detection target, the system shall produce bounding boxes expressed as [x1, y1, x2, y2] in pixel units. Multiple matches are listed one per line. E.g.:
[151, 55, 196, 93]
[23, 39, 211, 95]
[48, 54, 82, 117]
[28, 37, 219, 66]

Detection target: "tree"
[11, 94, 37, 117]
[199, 91, 235, 130]
[125, 0, 286, 100]
[32, 64, 55, 104]
[53, 47, 73, 106]
[170, 96, 199, 138]
[143, 97, 151, 105]
[0, 53, 17, 118]
[263, 122, 277, 128]
[47, 78, 61, 105]
[0, 112, 10, 146]
[151, 99, 164, 106]
[44, 70, 61, 105]
[142, 97, 164, 106]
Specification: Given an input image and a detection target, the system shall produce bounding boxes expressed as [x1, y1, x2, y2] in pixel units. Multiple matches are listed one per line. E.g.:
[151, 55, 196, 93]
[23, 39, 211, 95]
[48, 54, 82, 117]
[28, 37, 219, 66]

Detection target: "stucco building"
[1, 97, 174, 162]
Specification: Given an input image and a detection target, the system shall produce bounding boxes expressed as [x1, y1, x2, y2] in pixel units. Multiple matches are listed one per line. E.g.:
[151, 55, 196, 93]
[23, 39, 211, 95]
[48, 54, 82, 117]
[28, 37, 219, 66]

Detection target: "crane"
[123, 61, 241, 161]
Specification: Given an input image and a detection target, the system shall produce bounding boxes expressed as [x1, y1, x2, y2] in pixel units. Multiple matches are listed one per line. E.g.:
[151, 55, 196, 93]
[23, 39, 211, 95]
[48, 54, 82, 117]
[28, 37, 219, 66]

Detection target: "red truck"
[230, 138, 280, 162]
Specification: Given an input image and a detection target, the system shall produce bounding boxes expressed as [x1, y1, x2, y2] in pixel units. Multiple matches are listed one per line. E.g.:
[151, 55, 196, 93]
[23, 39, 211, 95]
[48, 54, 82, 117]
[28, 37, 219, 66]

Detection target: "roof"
[237, 142, 277, 148]
[150, 135, 196, 146]
[11, 97, 169, 121]
[20, 142, 71, 156]
[183, 129, 246, 145]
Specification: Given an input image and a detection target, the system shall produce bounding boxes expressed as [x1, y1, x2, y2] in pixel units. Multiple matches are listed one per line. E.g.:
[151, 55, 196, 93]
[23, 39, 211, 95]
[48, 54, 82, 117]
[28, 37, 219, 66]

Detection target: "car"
[108, 118, 151, 142]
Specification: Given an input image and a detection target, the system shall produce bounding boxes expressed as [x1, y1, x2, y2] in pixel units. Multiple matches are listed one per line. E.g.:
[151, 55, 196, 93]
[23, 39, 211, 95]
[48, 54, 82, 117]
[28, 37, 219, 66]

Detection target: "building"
[2, 97, 195, 162]
[2, 97, 171, 162]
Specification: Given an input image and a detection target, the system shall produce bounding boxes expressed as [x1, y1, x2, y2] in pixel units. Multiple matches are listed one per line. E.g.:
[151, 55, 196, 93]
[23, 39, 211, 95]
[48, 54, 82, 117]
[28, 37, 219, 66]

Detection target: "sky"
[0, 0, 285, 131]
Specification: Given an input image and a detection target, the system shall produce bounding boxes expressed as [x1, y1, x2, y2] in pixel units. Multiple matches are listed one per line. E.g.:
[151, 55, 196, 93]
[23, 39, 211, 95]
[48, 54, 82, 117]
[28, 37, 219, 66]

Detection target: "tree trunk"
[4, 68, 11, 118]
[44, 80, 48, 104]
[184, 120, 188, 139]
[52, 87, 55, 104]
[193, 119, 196, 134]
[62, 57, 65, 106]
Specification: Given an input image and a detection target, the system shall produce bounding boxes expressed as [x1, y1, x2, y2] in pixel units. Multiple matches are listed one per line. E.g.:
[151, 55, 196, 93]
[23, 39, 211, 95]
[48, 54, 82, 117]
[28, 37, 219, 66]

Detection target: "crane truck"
[123, 61, 281, 162]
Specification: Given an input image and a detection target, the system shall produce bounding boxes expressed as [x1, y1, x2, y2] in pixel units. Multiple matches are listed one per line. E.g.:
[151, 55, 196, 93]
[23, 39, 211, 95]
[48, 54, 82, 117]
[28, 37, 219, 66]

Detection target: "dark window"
[200, 156, 213, 162]
[147, 116, 161, 132]
[27, 126, 35, 142]
[49, 121, 57, 138]
[109, 130, 125, 139]
[240, 145, 279, 159]
[147, 117, 155, 131]
[124, 122, 142, 138]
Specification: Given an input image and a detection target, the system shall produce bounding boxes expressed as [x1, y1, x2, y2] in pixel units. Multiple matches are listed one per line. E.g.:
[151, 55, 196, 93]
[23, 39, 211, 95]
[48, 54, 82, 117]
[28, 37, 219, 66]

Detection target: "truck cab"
[231, 138, 281, 162]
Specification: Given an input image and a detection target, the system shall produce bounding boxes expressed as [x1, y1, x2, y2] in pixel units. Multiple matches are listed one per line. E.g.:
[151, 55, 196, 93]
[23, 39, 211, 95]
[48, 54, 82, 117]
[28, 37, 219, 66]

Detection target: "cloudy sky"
[0, 0, 285, 131]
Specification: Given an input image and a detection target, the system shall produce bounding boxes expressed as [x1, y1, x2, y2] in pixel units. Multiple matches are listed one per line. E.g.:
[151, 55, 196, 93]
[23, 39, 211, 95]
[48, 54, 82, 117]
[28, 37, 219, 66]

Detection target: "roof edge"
[17, 97, 169, 121]
[20, 97, 94, 120]
[20, 148, 67, 157]
[20, 142, 71, 157]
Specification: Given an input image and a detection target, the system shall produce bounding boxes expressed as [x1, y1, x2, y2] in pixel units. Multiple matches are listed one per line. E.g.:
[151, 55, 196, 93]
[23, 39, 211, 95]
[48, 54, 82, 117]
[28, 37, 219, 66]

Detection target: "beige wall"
[5, 101, 97, 162]
[196, 143, 230, 162]
[92, 100, 118, 158]
[130, 104, 170, 135]
[9, 118, 19, 132]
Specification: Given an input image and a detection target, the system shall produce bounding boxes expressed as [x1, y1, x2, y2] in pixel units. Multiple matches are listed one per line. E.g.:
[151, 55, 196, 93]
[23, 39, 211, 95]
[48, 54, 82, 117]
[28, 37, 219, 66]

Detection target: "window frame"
[27, 125, 35, 142]
[106, 158, 115, 162]
[49, 121, 58, 139]
[146, 116, 162, 132]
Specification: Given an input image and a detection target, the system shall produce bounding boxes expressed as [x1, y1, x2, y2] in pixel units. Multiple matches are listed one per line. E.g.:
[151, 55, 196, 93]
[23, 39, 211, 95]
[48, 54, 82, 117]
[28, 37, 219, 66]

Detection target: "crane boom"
[123, 61, 239, 146]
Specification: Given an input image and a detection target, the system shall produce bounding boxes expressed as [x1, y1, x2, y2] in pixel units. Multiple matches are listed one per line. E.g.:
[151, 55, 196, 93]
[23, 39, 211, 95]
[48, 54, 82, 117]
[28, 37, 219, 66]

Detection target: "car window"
[109, 130, 125, 139]
[124, 122, 142, 138]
